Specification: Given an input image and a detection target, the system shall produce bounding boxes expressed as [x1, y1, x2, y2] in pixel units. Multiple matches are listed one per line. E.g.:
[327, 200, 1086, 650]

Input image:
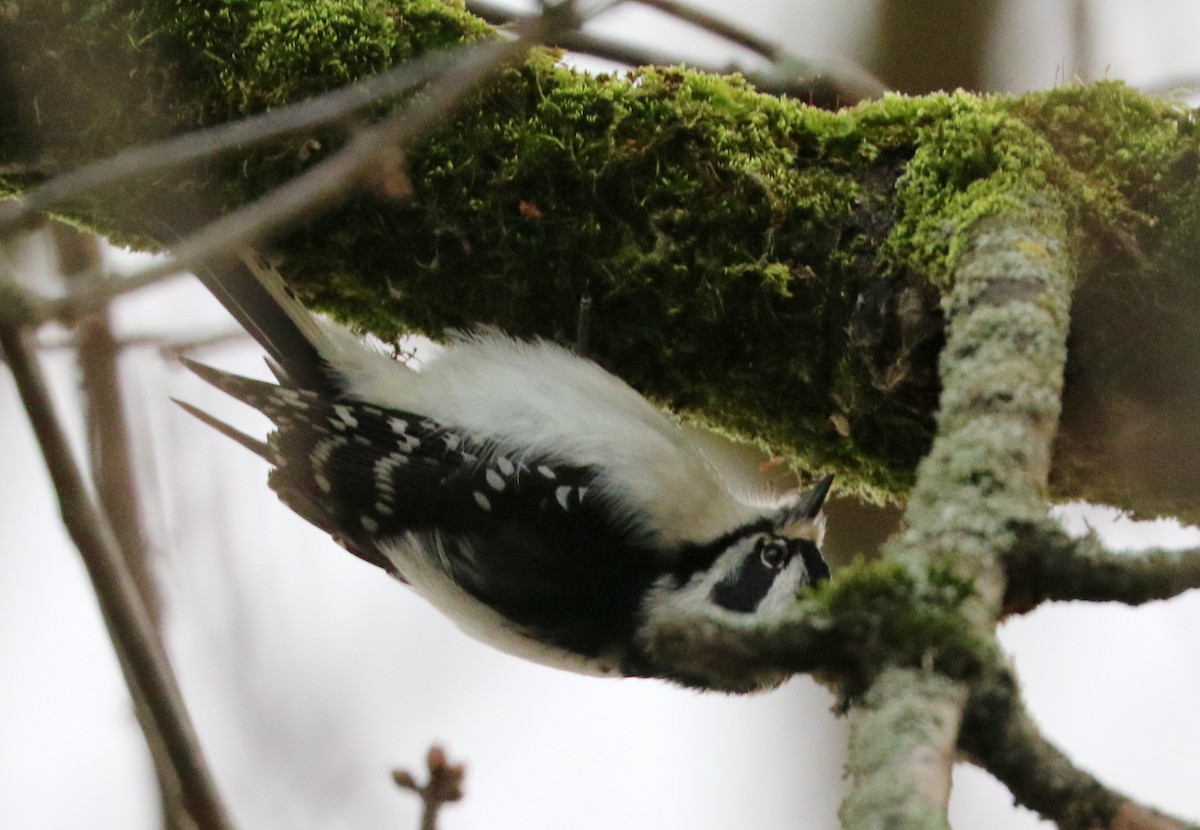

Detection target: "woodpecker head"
[629, 475, 833, 689]
[707, 474, 833, 613]
[645, 475, 834, 622]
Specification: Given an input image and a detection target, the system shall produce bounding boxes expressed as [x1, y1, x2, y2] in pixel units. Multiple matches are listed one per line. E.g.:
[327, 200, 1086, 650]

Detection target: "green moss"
[4, 3, 1199, 508]
[812, 558, 986, 699]
[153, 0, 492, 120]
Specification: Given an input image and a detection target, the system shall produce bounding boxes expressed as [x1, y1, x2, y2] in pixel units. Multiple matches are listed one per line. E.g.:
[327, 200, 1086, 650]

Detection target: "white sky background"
[3, 1, 1200, 829]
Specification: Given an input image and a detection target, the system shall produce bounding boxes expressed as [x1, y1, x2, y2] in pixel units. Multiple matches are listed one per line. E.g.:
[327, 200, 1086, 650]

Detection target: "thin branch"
[0, 299, 234, 830]
[54, 224, 188, 829]
[24, 0, 621, 327]
[1003, 521, 1200, 613]
[56, 225, 161, 618]
[0, 42, 492, 233]
[30, 327, 250, 357]
[393, 746, 466, 830]
[961, 665, 1199, 830]
[634, 0, 780, 60]
[639, 599, 854, 692]
[27, 41, 513, 323]
[467, 0, 887, 103]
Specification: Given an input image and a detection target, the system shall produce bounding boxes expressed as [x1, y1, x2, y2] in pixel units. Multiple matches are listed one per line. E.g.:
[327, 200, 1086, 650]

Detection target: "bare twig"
[634, 0, 779, 60]
[961, 665, 1198, 830]
[31, 327, 250, 357]
[1003, 521, 1200, 613]
[393, 746, 466, 830]
[0, 42, 493, 233]
[28, 41, 513, 324]
[55, 225, 161, 617]
[0, 302, 234, 830]
[467, 0, 887, 103]
[54, 224, 189, 828]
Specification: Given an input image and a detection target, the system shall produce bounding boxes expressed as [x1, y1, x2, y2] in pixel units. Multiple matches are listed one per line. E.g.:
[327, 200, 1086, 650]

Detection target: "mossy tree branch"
[4, 1, 1200, 516]
[836, 200, 1072, 827]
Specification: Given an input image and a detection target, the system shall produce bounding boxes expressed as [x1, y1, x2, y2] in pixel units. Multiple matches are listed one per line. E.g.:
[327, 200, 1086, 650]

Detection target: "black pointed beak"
[794, 473, 834, 520]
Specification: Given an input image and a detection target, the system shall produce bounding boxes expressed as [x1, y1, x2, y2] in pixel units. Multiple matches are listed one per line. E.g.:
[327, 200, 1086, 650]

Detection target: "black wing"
[181, 362, 664, 658]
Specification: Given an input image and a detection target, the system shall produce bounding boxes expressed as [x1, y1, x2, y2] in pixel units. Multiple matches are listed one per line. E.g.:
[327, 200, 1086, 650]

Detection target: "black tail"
[172, 397, 273, 462]
[191, 253, 340, 396]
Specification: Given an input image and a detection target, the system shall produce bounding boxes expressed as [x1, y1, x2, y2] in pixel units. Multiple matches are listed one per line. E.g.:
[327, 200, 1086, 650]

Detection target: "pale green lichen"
[841, 669, 966, 830]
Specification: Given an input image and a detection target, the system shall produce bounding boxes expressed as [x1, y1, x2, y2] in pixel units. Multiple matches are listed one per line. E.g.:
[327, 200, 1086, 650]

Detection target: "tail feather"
[191, 251, 338, 395]
[178, 356, 284, 407]
[172, 398, 273, 462]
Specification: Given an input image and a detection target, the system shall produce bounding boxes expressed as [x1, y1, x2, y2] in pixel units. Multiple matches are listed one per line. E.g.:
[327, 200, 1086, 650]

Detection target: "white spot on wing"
[361, 515, 379, 533]
[537, 465, 556, 479]
[333, 405, 358, 427]
[555, 486, 571, 510]
[374, 454, 407, 492]
[315, 474, 332, 493]
[473, 491, 492, 512]
[496, 456, 515, 476]
[389, 417, 409, 434]
[485, 469, 506, 491]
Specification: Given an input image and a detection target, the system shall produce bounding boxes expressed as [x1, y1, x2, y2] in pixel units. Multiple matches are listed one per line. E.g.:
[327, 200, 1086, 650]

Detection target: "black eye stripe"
[795, 539, 831, 585]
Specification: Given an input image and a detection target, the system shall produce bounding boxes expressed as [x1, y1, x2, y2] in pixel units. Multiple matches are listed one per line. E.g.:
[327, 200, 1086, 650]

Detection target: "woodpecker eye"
[756, 537, 789, 570]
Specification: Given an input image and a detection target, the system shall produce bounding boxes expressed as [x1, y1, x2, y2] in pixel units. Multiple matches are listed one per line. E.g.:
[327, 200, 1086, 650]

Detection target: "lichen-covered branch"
[640, 557, 984, 694]
[1003, 520, 1200, 612]
[961, 665, 1199, 830]
[840, 670, 967, 829]
[837, 203, 1075, 827]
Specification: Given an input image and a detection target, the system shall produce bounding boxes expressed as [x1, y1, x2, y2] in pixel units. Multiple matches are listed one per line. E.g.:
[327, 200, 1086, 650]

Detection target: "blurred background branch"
[0, 287, 234, 830]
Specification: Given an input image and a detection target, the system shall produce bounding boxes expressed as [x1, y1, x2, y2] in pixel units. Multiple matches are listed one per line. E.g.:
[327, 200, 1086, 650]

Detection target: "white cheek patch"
[755, 559, 810, 617]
